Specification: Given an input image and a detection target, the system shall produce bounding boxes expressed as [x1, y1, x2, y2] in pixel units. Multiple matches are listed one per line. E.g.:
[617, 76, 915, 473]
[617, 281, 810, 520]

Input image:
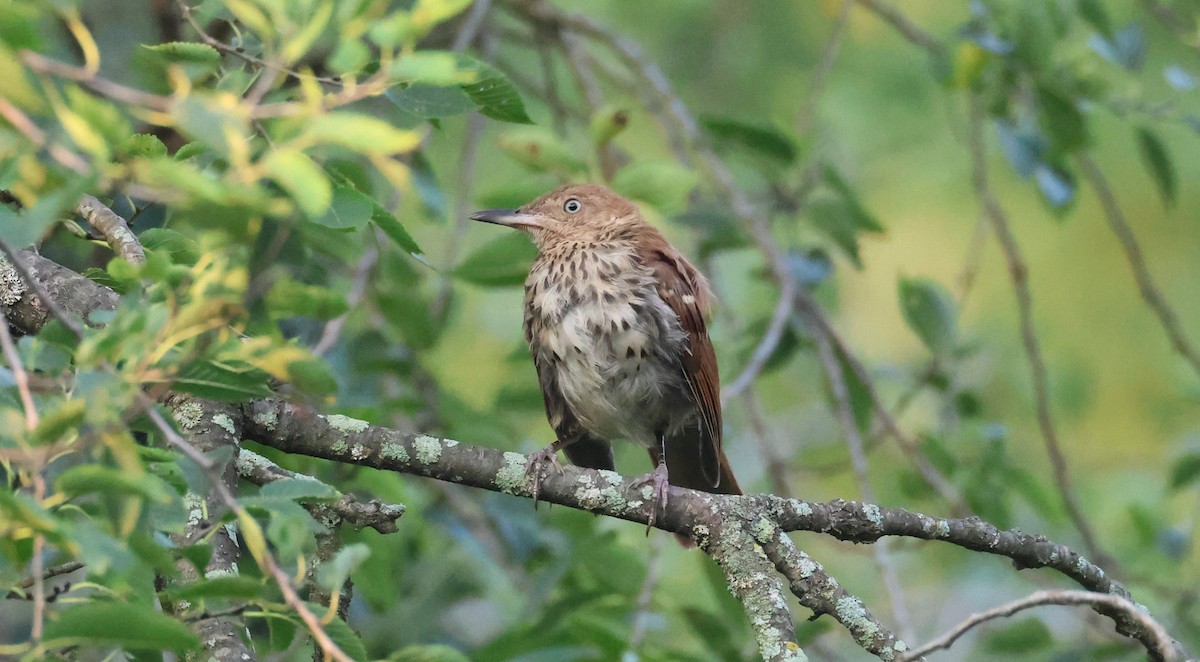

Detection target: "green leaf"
[1037, 84, 1088, 153]
[262, 148, 332, 217]
[611, 160, 700, 214]
[166, 576, 265, 601]
[141, 41, 220, 71]
[453, 232, 537, 287]
[1169, 452, 1200, 491]
[1136, 127, 1176, 207]
[43, 601, 200, 652]
[30, 398, 86, 445]
[496, 126, 587, 175]
[266, 278, 350, 320]
[56, 465, 166, 501]
[372, 204, 424, 256]
[173, 360, 274, 401]
[121, 133, 169, 159]
[316, 184, 374, 230]
[897, 277, 958, 355]
[309, 602, 369, 661]
[456, 56, 534, 124]
[307, 113, 422, 155]
[140, 227, 200, 265]
[822, 164, 883, 233]
[0, 175, 95, 248]
[288, 358, 338, 396]
[388, 83, 476, 119]
[1078, 0, 1114, 37]
[701, 116, 798, 164]
[316, 543, 371, 591]
[260, 477, 339, 501]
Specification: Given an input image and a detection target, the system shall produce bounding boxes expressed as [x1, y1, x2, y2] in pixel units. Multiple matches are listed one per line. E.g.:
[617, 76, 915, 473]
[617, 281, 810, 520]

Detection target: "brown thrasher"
[470, 184, 740, 527]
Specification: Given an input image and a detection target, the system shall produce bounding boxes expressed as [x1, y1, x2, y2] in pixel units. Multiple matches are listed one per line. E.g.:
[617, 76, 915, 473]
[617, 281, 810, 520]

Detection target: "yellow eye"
[563, 198, 582, 213]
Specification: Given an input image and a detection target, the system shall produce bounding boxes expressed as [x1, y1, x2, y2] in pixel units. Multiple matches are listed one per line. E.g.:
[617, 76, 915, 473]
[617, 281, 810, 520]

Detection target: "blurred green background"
[4, 0, 1200, 659]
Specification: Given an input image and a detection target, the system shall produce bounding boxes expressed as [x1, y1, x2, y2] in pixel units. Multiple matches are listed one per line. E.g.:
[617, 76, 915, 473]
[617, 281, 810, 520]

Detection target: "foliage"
[1, 0, 1199, 660]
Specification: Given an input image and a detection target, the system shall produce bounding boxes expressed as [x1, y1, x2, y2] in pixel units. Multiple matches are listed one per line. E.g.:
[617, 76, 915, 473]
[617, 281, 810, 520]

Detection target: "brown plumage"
[470, 184, 740, 529]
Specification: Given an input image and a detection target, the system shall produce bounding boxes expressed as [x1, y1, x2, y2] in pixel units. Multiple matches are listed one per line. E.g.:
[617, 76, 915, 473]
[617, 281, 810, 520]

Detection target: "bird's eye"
[563, 198, 582, 214]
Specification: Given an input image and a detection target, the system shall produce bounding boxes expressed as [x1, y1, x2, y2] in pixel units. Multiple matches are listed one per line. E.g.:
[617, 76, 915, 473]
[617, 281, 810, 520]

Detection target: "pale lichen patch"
[174, 401, 204, 430]
[326, 414, 369, 434]
[381, 442, 409, 463]
[330, 438, 348, 454]
[413, 435, 442, 463]
[935, 519, 950, 538]
[350, 444, 368, 460]
[495, 452, 530, 495]
[862, 503, 883, 526]
[836, 595, 881, 650]
[0, 255, 26, 305]
[212, 413, 236, 436]
[252, 408, 278, 431]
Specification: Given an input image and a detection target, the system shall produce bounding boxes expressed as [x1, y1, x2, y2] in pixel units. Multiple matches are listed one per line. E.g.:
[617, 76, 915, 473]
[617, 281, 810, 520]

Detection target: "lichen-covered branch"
[165, 394, 255, 662]
[767, 497, 1188, 660]
[238, 397, 1189, 661]
[76, 195, 145, 265]
[237, 449, 405, 534]
[1, 247, 115, 337]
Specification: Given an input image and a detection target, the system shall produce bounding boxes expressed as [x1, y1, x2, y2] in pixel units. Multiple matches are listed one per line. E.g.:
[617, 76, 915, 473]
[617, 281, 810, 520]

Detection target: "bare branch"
[900, 589, 1181, 661]
[77, 195, 145, 265]
[852, 0, 944, 56]
[1076, 153, 1200, 380]
[237, 449, 405, 534]
[721, 278, 796, 405]
[966, 95, 1108, 566]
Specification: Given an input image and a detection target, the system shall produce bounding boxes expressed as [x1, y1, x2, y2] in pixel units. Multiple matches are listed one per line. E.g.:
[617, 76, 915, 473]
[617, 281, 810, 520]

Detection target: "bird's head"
[469, 184, 642, 249]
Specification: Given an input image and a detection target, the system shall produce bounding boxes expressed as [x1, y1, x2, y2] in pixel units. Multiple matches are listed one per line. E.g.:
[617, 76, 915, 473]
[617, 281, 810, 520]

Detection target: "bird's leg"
[632, 435, 671, 530]
[526, 439, 566, 508]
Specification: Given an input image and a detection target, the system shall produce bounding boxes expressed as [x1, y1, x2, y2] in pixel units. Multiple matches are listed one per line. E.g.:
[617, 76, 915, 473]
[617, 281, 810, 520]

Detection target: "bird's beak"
[469, 209, 542, 230]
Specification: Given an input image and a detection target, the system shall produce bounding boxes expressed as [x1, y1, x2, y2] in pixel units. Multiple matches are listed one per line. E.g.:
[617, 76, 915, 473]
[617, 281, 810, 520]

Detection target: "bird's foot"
[525, 444, 563, 508]
[630, 463, 670, 530]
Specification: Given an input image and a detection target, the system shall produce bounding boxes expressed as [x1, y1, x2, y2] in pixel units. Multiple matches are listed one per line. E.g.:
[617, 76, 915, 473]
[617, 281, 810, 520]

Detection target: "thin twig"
[77, 195, 145, 265]
[20, 51, 172, 112]
[139, 396, 353, 662]
[967, 95, 1107, 565]
[0, 239, 85, 339]
[177, 1, 344, 86]
[900, 589, 1181, 661]
[809, 312, 914, 644]
[0, 97, 89, 174]
[313, 244, 378, 356]
[0, 309, 39, 431]
[721, 279, 796, 405]
[852, 0, 944, 56]
[1076, 153, 1200, 380]
[796, 0, 854, 137]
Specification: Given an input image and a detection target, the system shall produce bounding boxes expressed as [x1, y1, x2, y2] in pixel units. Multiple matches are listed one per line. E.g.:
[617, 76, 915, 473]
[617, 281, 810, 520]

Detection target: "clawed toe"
[525, 445, 563, 507]
[631, 464, 670, 531]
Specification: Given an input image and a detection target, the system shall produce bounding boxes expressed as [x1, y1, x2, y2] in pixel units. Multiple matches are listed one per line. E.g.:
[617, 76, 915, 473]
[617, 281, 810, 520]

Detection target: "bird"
[470, 183, 740, 530]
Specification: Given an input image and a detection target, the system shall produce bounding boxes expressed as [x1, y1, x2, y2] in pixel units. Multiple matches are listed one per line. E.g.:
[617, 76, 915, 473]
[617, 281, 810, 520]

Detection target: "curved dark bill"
[469, 209, 535, 227]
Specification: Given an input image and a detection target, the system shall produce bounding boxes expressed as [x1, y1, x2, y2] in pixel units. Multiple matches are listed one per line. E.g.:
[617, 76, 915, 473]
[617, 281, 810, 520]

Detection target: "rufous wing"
[638, 237, 731, 491]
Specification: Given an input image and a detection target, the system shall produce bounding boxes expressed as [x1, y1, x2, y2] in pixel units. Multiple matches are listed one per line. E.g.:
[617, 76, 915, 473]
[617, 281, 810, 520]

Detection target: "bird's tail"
[650, 427, 741, 547]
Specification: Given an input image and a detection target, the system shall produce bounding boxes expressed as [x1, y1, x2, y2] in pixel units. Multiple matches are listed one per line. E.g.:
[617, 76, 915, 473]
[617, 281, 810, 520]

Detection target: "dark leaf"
[1136, 127, 1177, 206]
[701, 116, 799, 164]
[897, 277, 958, 355]
[1169, 451, 1200, 491]
[43, 601, 200, 652]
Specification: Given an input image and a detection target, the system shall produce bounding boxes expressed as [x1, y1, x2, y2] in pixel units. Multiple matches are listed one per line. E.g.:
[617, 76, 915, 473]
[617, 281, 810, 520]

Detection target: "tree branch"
[900, 589, 1181, 661]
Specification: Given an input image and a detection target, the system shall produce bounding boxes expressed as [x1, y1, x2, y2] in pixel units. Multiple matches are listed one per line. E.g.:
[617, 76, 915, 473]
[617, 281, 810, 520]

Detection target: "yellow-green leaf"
[307, 113, 422, 155]
[261, 148, 332, 217]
